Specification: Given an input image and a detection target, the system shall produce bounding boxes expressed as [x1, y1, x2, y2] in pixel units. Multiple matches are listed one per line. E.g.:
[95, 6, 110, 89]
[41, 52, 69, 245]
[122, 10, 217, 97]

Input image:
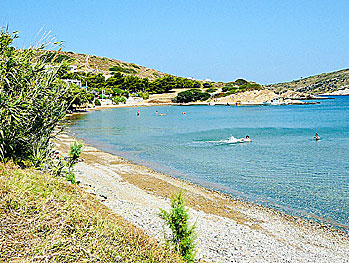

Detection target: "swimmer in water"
[313, 133, 320, 141]
[238, 135, 252, 142]
[155, 111, 158, 114]
[245, 135, 252, 142]
[137, 110, 140, 116]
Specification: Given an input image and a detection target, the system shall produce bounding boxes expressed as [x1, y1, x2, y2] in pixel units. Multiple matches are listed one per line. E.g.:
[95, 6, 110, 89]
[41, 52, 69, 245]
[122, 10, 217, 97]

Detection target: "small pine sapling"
[159, 192, 197, 262]
[66, 140, 83, 183]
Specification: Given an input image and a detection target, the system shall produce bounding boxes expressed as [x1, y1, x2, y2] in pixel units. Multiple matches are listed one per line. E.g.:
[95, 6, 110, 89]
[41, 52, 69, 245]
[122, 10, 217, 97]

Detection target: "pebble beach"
[56, 134, 349, 263]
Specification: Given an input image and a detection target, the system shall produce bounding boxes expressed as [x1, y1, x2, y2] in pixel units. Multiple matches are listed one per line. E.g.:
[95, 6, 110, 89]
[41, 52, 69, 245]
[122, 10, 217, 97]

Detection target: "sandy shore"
[56, 134, 349, 263]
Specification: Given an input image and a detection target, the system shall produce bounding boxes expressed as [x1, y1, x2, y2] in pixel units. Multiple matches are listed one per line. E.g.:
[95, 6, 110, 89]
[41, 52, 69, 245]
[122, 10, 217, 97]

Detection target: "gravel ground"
[57, 135, 349, 263]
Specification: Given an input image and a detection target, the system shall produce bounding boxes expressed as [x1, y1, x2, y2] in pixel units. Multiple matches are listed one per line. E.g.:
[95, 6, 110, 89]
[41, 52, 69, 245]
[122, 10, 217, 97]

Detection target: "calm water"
[68, 96, 349, 230]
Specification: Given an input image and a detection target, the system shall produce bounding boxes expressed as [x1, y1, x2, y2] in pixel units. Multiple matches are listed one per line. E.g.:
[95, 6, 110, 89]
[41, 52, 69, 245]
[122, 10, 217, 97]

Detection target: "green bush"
[112, 96, 126, 104]
[159, 192, 196, 262]
[203, 82, 214, 89]
[206, 87, 217, 93]
[174, 89, 211, 103]
[109, 65, 137, 74]
[0, 29, 70, 165]
[129, 63, 140, 69]
[95, 99, 101, 106]
[234, 78, 248, 86]
[137, 91, 149, 100]
[66, 140, 83, 183]
[222, 85, 237, 92]
[213, 92, 229, 98]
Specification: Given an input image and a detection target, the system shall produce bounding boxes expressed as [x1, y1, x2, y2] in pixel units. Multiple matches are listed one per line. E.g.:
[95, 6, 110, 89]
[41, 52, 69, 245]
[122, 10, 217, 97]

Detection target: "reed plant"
[0, 29, 70, 167]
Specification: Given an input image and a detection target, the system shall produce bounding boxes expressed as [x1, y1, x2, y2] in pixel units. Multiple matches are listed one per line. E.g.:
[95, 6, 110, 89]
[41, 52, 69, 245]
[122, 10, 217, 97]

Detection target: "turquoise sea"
[68, 96, 349, 231]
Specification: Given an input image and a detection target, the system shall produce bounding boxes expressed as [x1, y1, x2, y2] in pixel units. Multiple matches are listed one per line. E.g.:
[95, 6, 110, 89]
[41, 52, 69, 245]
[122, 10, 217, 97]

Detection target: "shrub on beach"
[0, 29, 70, 166]
[66, 140, 83, 183]
[160, 192, 196, 262]
[173, 89, 211, 103]
[112, 96, 126, 104]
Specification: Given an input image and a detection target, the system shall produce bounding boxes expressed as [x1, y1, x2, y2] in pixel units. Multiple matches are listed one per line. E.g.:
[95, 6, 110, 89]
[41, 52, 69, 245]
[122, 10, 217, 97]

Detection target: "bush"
[0, 29, 70, 165]
[206, 87, 217, 93]
[109, 65, 137, 74]
[222, 85, 237, 92]
[137, 91, 149, 100]
[234, 78, 248, 86]
[66, 140, 83, 183]
[112, 96, 126, 104]
[129, 63, 140, 69]
[213, 92, 229, 98]
[159, 192, 196, 262]
[174, 89, 211, 103]
[95, 99, 101, 106]
[203, 82, 214, 89]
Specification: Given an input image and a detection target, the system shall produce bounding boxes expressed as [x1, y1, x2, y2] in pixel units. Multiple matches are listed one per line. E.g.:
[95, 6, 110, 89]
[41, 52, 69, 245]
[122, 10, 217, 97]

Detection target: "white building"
[63, 79, 82, 87]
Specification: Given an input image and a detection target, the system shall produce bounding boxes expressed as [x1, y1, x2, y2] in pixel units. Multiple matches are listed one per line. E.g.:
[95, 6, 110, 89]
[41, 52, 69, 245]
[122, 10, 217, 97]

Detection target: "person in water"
[313, 133, 320, 141]
[245, 135, 252, 142]
[137, 110, 140, 116]
[238, 135, 252, 142]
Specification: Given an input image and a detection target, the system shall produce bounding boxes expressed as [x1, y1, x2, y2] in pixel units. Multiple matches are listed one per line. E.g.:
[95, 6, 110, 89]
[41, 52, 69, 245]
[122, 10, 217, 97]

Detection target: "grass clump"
[160, 192, 197, 262]
[0, 163, 183, 262]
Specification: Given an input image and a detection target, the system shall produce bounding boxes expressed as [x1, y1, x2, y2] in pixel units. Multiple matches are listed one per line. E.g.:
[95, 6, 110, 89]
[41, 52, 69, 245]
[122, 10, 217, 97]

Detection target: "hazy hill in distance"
[264, 69, 349, 94]
[45, 50, 348, 95]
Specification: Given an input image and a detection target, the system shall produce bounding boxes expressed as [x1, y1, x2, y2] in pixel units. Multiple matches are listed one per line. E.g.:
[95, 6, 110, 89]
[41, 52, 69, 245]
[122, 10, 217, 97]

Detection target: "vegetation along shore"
[1, 28, 348, 262]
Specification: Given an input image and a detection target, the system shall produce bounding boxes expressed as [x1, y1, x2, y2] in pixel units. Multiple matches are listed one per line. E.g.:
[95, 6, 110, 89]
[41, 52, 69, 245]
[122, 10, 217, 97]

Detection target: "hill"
[264, 69, 349, 94]
[43, 50, 167, 81]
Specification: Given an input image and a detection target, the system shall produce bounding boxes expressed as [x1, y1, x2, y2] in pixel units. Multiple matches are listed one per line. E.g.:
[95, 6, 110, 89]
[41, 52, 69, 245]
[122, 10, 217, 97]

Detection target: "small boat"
[263, 98, 284, 106]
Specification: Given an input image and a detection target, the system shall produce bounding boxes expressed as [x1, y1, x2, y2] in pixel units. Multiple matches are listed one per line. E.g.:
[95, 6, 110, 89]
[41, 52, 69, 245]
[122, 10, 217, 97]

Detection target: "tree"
[174, 89, 211, 103]
[203, 82, 214, 89]
[63, 84, 91, 110]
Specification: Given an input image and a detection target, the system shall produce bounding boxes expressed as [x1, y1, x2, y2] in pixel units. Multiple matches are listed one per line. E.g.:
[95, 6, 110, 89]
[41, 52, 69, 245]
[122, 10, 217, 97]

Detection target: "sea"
[67, 96, 349, 231]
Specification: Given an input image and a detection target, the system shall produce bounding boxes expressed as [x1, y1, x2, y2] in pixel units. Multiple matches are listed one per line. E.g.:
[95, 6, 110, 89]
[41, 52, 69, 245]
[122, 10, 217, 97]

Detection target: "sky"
[2, 0, 349, 84]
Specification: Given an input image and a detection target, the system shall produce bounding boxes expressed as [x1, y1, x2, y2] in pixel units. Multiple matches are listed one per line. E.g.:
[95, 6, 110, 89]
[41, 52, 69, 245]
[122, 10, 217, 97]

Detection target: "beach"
[56, 133, 349, 263]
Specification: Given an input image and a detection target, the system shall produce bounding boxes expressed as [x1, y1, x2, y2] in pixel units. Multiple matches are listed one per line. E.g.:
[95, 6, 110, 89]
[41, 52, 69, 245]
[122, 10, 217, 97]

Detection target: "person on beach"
[313, 133, 320, 141]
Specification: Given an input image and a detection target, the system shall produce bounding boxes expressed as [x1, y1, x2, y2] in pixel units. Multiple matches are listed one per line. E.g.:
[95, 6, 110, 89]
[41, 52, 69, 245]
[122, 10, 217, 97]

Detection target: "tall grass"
[0, 29, 70, 167]
[0, 163, 183, 262]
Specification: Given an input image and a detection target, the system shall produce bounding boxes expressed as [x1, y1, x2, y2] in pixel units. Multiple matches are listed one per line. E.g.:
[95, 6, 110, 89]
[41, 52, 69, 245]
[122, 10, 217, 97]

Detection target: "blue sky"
[2, 0, 349, 84]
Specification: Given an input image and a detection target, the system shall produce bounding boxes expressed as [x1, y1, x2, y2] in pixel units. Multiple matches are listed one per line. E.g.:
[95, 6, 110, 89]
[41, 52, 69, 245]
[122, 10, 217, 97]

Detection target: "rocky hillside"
[43, 50, 167, 81]
[264, 69, 349, 94]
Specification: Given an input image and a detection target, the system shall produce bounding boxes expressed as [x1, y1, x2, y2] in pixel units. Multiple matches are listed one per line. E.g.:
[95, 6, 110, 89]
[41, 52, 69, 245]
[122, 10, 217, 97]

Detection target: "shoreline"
[56, 132, 349, 262]
[68, 91, 339, 116]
